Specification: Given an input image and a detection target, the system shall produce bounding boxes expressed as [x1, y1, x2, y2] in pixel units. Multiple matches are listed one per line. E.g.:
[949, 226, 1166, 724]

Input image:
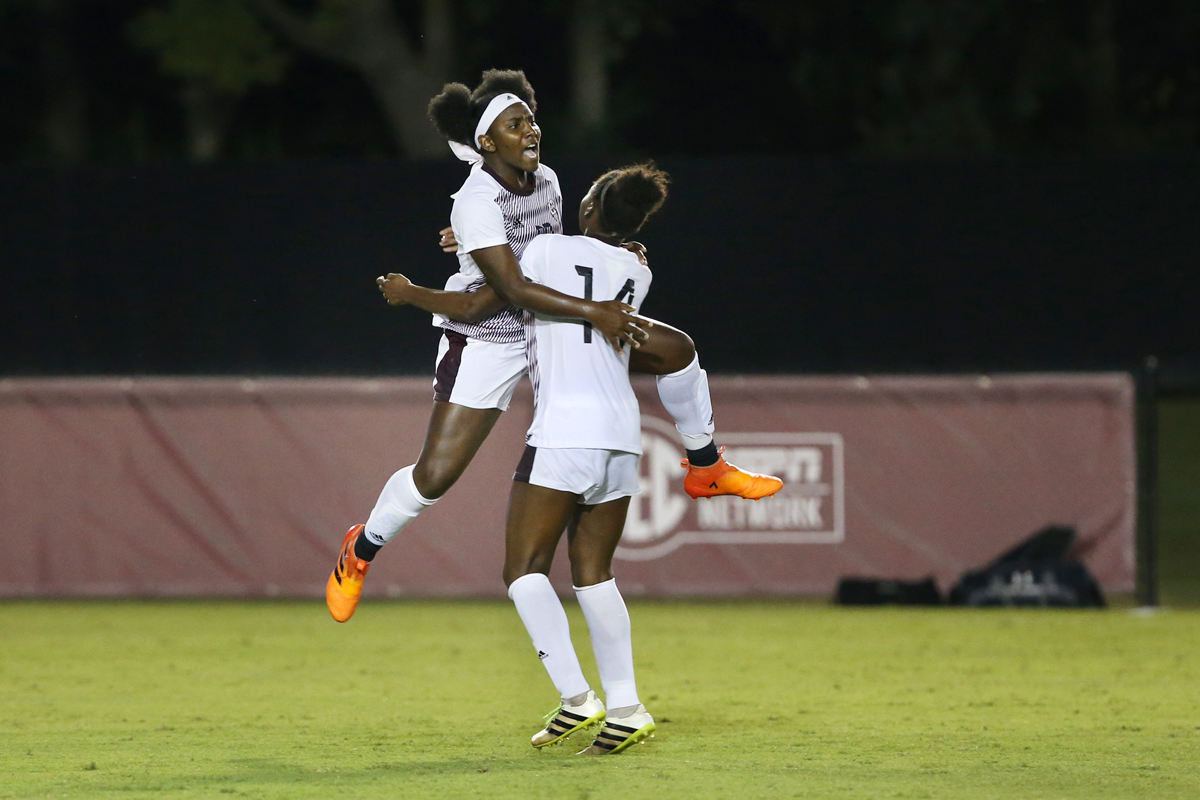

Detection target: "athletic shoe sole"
[578, 718, 656, 755]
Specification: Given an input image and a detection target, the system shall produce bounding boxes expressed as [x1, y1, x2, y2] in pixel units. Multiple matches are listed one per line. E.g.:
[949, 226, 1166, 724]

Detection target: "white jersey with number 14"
[519, 234, 653, 455]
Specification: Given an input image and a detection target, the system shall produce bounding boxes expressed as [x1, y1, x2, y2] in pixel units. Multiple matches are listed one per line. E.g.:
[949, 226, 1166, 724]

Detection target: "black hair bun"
[598, 163, 671, 237]
[427, 83, 475, 146]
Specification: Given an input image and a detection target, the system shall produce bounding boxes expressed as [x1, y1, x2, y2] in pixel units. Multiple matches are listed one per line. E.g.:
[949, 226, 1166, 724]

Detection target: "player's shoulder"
[451, 168, 502, 217]
[523, 232, 569, 257]
[453, 164, 498, 198]
[536, 163, 560, 187]
[595, 238, 653, 282]
[518, 234, 565, 281]
[580, 235, 644, 260]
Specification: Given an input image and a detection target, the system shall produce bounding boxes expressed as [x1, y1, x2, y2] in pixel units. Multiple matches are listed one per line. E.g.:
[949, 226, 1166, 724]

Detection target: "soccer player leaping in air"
[326, 70, 781, 624]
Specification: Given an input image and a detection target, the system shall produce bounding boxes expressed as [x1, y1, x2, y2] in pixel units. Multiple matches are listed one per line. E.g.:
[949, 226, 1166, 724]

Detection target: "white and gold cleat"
[531, 690, 606, 748]
[577, 705, 656, 755]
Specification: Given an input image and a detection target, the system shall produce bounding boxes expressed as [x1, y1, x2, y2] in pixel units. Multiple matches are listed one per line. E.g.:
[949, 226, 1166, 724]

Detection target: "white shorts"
[432, 330, 527, 411]
[513, 445, 641, 505]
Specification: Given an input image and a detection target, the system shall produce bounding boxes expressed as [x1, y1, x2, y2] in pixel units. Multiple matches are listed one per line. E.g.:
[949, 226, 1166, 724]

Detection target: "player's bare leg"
[503, 481, 579, 586]
[632, 319, 783, 501]
[326, 402, 502, 622]
[565, 496, 630, 588]
[567, 497, 656, 755]
[505, 482, 605, 748]
[630, 321, 695, 375]
[412, 402, 504, 499]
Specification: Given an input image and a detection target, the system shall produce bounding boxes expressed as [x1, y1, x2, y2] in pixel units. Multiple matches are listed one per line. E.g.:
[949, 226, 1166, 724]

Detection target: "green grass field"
[2, 601, 1197, 799]
[1159, 398, 1200, 607]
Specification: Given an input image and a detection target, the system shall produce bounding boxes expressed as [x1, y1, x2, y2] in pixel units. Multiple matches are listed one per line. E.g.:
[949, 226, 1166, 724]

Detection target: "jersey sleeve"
[451, 188, 510, 254]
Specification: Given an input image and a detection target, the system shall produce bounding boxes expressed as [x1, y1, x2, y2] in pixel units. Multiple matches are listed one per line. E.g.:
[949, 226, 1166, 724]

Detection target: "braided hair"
[427, 70, 537, 150]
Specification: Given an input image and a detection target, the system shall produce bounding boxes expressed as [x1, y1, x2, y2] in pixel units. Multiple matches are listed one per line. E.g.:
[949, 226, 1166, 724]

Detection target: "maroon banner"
[621, 375, 1135, 596]
[0, 374, 1134, 598]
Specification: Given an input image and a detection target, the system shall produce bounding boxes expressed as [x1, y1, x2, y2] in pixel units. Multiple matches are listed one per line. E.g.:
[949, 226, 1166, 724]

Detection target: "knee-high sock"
[655, 354, 715, 451]
[508, 573, 591, 701]
[364, 465, 436, 547]
[575, 578, 639, 709]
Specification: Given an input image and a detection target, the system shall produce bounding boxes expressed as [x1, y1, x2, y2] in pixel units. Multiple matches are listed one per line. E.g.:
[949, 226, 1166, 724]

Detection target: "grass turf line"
[1, 601, 1197, 799]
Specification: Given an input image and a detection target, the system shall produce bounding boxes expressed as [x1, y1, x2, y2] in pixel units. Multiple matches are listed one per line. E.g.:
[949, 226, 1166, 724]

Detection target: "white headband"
[448, 93, 523, 164]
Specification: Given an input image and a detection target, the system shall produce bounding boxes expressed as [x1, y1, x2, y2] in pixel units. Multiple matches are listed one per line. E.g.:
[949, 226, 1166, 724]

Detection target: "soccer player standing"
[503, 164, 671, 755]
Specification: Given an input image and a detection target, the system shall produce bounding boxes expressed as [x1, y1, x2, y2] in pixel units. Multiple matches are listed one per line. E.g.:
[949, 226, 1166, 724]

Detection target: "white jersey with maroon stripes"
[519, 234, 653, 454]
[439, 162, 563, 344]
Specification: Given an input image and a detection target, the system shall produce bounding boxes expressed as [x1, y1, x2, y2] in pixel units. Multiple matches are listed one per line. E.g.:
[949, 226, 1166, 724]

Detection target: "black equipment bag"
[948, 525, 1105, 608]
[836, 577, 942, 605]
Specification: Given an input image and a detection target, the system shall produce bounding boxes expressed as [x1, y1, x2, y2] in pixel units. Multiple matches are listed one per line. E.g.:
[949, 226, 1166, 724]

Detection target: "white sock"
[364, 465, 436, 547]
[508, 573, 590, 701]
[655, 354, 715, 450]
[574, 578, 640, 709]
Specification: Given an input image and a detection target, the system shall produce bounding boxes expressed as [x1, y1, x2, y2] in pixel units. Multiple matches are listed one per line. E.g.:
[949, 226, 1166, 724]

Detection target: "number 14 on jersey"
[576, 265, 636, 344]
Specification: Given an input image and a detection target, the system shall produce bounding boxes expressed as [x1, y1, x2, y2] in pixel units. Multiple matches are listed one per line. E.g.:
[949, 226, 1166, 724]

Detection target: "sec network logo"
[617, 416, 845, 561]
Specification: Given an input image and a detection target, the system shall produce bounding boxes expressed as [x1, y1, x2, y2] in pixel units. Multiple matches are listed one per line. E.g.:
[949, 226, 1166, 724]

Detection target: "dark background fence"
[3, 155, 1198, 377]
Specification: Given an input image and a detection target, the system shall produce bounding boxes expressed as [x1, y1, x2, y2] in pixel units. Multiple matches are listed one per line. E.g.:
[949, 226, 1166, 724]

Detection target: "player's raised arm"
[377, 272, 506, 324]
[470, 242, 646, 353]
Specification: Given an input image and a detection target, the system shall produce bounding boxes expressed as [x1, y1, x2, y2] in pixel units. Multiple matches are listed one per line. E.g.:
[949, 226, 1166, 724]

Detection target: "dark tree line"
[0, 0, 1197, 164]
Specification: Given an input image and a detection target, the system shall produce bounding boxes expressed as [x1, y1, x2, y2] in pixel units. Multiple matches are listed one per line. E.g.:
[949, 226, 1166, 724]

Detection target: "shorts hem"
[526, 476, 588, 495]
[580, 488, 640, 506]
[440, 396, 512, 412]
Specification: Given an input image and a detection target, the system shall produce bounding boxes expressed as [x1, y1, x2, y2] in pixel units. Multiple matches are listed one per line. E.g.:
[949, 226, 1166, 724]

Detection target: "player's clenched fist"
[377, 273, 413, 306]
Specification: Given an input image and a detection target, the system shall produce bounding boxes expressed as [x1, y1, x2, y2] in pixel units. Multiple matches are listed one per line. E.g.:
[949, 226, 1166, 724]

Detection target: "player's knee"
[570, 564, 613, 588]
[503, 558, 552, 588]
[568, 550, 613, 587]
[667, 330, 696, 367]
[652, 327, 696, 374]
[503, 542, 557, 586]
[411, 459, 460, 499]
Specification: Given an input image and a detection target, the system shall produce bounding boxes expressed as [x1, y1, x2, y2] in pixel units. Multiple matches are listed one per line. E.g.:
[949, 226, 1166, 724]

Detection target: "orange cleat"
[326, 524, 371, 622]
[681, 447, 784, 500]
